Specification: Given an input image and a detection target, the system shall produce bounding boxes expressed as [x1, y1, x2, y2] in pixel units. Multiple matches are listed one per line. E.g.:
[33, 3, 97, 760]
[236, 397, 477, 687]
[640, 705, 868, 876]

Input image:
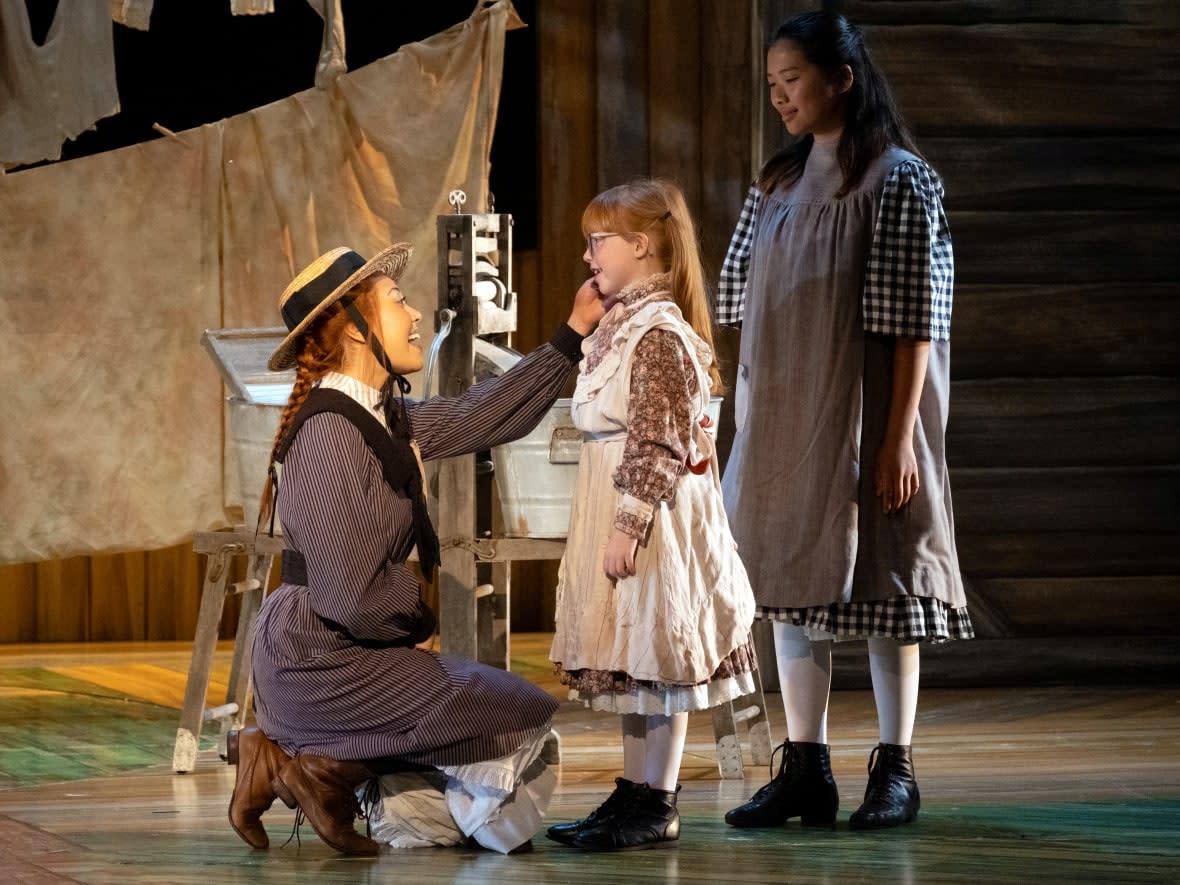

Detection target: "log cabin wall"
[3, 0, 1177, 642]
[756, 0, 1180, 638]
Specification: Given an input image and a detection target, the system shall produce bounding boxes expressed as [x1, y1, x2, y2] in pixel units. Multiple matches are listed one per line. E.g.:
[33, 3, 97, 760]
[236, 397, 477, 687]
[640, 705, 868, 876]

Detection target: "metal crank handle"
[423, 308, 456, 399]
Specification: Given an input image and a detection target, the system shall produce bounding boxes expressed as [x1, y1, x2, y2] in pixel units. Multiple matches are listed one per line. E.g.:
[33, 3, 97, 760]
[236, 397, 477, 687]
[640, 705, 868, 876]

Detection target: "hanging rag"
[1, 0, 120, 166]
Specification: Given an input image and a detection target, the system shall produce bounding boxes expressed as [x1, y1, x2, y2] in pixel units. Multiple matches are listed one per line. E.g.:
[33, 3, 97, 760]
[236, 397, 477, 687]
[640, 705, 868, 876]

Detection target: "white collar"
[318, 372, 387, 430]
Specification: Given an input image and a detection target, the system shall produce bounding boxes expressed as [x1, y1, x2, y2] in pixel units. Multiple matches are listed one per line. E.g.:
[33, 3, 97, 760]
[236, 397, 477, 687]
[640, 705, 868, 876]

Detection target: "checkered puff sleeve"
[715, 185, 762, 326]
[862, 159, 954, 340]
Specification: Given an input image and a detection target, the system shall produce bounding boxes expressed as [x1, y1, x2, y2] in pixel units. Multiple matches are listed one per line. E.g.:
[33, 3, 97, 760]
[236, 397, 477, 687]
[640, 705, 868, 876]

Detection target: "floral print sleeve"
[612, 328, 698, 540]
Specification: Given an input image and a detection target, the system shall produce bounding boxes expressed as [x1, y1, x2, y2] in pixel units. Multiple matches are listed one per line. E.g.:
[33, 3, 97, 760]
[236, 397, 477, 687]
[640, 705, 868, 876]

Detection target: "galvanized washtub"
[204, 328, 717, 540]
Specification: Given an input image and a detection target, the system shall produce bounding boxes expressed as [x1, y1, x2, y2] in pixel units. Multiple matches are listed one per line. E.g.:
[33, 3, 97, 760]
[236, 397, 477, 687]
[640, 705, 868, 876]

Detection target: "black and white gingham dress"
[717, 142, 972, 643]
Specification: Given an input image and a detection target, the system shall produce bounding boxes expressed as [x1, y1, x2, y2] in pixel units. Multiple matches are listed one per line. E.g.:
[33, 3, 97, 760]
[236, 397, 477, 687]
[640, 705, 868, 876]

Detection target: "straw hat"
[268, 243, 413, 371]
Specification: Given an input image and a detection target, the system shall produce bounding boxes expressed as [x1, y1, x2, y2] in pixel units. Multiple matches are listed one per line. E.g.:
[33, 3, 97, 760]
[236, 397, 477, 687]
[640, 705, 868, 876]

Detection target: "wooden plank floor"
[1, 636, 1178, 883]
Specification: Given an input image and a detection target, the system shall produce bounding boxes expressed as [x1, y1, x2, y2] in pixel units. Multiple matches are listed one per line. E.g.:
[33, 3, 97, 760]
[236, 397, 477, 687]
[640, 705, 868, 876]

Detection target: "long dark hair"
[758, 11, 923, 198]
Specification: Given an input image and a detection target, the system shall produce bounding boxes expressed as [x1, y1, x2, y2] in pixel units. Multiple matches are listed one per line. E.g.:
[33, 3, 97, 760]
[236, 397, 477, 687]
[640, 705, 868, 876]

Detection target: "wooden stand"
[711, 670, 773, 778]
[171, 529, 284, 773]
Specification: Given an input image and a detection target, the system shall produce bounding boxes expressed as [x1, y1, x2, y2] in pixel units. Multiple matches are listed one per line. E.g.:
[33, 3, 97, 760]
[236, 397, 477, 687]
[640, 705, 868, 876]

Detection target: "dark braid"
[256, 302, 354, 531]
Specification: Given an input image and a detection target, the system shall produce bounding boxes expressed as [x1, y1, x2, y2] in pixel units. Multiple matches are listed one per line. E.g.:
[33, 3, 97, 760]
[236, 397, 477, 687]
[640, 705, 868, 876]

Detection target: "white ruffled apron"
[550, 298, 755, 689]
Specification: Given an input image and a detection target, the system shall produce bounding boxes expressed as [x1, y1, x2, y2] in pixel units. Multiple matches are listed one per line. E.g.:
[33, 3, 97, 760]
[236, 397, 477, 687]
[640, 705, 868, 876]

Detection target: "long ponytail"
[656, 181, 722, 394]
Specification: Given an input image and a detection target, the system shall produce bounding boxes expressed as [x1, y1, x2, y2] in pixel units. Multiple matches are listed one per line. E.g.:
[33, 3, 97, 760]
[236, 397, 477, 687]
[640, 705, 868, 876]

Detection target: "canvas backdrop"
[0, 0, 521, 563]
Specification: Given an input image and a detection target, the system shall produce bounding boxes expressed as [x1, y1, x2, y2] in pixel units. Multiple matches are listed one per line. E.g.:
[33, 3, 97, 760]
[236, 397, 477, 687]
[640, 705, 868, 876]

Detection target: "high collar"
[319, 371, 387, 429]
[614, 271, 673, 309]
[583, 272, 675, 378]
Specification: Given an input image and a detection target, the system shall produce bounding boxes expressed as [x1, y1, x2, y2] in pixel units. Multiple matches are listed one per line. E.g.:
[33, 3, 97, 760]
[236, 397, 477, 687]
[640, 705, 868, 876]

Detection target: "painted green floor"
[2, 651, 1178, 882]
[726, 800, 1180, 883]
[0, 667, 215, 789]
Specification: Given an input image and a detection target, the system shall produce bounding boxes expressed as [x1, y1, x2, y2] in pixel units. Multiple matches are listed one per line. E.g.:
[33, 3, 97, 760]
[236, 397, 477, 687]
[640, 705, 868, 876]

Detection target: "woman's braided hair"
[257, 279, 377, 529]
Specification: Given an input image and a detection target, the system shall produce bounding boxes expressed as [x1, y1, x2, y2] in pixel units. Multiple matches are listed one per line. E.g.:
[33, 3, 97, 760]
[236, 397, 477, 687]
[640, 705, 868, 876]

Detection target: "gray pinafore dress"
[722, 141, 972, 641]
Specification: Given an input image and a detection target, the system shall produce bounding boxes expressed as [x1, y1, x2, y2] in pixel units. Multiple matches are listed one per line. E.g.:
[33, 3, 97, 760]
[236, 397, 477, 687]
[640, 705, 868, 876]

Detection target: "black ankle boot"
[849, 743, 920, 829]
[546, 777, 642, 846]
[571, 783, 680, 851]
[725, 740, 839, 828]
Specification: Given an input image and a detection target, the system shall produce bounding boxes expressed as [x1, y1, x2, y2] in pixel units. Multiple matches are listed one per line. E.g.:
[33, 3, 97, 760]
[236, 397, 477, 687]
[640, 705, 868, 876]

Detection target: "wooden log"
[949, 466, 1179, 534]
[839, 0, 1175, 26]
[866, 24, 1180, 131]
[926, 136, 1180, 212]
[0, 563, 37, 643]
[700, 0, 756, 280]
[649, 0, 703, 212]
[35, 557, 89, 642]
[88, 552, 147, 641]
[145, 543, 203, 641]
[511, 249, 541, 351]
[951, 283, 1180, 380]
[971, 575, 1180, 636]
[537, 0, 598, 331]
[946, 377, 1180, 468]
[595, 0, 649, 189]
[951, 210, 1180, 285]
[957, 531, 1179, 578]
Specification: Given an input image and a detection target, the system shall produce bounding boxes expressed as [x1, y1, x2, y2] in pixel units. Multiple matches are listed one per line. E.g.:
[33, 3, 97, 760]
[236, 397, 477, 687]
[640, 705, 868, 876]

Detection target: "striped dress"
[252, 326, 583, 766]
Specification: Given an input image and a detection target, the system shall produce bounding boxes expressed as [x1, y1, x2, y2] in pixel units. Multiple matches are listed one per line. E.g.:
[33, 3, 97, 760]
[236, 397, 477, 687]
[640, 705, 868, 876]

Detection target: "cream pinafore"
[550, 295, 756, 715]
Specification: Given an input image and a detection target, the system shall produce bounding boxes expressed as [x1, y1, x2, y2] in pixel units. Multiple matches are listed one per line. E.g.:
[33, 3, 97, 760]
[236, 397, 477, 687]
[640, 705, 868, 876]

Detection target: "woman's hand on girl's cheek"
[567, 278, 607, 336]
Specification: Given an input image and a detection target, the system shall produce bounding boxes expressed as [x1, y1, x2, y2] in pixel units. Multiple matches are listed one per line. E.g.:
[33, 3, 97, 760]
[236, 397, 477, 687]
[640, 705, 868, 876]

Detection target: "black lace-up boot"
[724, 740, 839, 828]
[546, 777, 643, 845]
[849, 743, 920, 829]
[571, 783, 680, 851]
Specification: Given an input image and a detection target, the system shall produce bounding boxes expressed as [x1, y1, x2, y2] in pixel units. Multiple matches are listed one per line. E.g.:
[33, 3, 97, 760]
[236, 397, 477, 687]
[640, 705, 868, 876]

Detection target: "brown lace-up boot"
[272, 754, 380, 855]
[227, 727, 294, 849]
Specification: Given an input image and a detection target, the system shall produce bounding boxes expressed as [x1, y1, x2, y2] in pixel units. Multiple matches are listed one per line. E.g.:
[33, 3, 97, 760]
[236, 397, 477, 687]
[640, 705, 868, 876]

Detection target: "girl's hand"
[603, 529, 639, 581]
[875, 436, 920, 513]
[567, 278, 607, 336]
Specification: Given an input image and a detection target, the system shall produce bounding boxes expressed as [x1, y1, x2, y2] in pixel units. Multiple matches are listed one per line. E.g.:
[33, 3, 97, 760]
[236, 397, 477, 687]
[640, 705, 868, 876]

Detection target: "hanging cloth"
[0, 0, 120, 166]
[110, 0, 153, 30]
[306, 0, 346, 88]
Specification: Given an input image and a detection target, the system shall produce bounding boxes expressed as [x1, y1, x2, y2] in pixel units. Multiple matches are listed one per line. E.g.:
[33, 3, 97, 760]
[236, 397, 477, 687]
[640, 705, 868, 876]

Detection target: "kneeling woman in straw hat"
[227, 243, 605, 855]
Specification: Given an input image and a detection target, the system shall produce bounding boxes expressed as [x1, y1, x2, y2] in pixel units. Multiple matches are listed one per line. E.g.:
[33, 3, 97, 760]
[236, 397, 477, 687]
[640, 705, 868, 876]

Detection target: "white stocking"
[772, 622, 832, 744]
[621, 714, 647, 784]
[642, 713, 688, 792]
[867, 637, 920, 746]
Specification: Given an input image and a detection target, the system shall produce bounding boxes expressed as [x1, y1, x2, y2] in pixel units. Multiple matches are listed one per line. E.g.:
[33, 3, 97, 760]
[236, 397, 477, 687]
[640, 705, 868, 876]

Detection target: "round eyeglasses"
[586, 233, 622, 255]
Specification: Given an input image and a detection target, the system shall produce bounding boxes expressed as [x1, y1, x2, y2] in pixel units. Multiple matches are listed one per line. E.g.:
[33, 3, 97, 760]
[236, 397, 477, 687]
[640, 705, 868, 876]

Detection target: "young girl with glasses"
[546, 178, 757, 852]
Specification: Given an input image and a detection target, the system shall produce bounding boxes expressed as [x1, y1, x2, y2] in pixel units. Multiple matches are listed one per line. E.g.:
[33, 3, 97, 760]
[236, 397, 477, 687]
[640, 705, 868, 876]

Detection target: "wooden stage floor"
[0, 635, 1178, 883]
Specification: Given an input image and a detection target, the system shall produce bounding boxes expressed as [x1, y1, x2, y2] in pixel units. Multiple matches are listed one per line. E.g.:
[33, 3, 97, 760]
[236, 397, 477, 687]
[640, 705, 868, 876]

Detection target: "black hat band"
[280, 251, 367, 331]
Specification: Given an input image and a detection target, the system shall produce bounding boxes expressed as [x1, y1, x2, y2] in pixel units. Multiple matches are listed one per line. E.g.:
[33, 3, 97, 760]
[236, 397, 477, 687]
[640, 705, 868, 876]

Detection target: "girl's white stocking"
[773, 621, 832, 744]
[867, 636, 920, 745]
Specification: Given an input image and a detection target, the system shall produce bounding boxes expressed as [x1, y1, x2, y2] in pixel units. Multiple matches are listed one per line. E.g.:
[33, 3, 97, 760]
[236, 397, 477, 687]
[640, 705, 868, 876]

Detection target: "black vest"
[272, 387, 440, 579]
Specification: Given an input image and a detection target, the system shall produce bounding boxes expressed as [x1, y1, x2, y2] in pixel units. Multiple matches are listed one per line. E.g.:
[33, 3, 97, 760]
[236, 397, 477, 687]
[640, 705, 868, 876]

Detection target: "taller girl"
[718, 11, 973, 830]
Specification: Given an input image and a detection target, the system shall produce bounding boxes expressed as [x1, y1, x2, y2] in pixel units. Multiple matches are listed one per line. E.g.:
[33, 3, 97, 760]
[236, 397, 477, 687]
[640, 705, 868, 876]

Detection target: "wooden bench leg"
[713, 701, 746, 779]
[173, 545, 235, 773]
[713, 657, 776, 777]
[217, 552, 273, 758]
[741, 664, 774, 767]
